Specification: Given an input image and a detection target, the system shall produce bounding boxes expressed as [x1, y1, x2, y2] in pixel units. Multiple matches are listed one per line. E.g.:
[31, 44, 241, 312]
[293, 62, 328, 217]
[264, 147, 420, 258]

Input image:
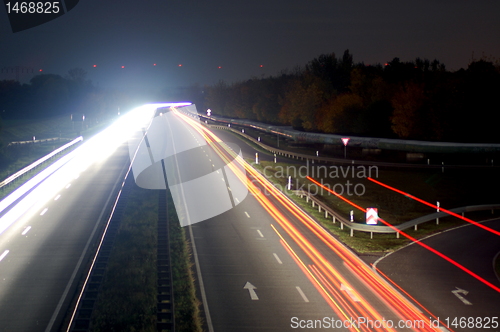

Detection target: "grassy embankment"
[90, 184, 202, 332]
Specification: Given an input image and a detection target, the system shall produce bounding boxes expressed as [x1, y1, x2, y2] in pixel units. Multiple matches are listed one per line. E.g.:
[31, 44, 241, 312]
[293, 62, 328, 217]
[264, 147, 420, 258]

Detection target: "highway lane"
[375, 219, 500, 331]
[189, 193, 339, 331]
[0, 145, 130, 331]
[158, 109, 341, 331]
[174, 108, 442, 332]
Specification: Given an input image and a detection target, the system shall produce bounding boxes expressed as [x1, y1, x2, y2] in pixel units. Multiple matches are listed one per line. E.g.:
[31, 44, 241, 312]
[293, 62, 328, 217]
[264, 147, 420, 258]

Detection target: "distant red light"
[178, 64, 183, 67]
[39, 69, 42, 72]
[218, 66, 222, 69]
[153, 63, 157, 66]
[260, 65, 264, 68]
[121, 66, 125, 69]
[93, 65, 97, 68]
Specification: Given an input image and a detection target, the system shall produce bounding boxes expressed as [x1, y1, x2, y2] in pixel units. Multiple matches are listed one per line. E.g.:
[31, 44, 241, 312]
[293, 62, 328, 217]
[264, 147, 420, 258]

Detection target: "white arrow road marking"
[452, 287, 472, 305]
[340, 283, 360, 302]
[244, 282, 259, 300]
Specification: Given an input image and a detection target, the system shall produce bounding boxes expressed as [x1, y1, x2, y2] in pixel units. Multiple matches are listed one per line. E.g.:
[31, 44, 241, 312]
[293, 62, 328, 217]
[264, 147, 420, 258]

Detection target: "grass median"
[90, 184, 202, 332]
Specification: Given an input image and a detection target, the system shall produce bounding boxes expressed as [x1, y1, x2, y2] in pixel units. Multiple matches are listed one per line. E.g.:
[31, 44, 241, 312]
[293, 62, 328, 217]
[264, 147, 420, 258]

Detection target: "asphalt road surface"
[0, 146, 129, 331]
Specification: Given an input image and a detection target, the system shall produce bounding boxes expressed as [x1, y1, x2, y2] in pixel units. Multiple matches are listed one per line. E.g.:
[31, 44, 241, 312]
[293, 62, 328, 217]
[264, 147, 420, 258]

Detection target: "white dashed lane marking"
[296, 287, 309, 302]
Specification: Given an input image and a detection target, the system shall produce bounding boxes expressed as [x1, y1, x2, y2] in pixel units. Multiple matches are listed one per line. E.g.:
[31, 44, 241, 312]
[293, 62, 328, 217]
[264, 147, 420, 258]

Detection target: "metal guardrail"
[207, 124, 495, 169]
[7, 136, 64, 146]
[293, 189, 500, 238]
[201, 114, 500, 153]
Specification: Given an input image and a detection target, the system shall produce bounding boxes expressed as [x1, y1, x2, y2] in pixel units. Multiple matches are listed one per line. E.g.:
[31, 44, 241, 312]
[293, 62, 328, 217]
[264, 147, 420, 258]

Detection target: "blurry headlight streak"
[307, 176, 500, 294]
[174, 110, 442, 332]
[0, 103, 185, 236]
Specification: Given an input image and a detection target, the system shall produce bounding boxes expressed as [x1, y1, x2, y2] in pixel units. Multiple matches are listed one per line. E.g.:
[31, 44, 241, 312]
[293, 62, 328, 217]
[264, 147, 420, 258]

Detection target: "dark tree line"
[205, 50, 500, 143]
[0, 68, 133, 122]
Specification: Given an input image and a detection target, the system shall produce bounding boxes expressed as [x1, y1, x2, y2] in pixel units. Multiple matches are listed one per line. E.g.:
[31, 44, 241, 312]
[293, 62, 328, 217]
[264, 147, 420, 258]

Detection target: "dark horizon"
[1, 0, 499, 91]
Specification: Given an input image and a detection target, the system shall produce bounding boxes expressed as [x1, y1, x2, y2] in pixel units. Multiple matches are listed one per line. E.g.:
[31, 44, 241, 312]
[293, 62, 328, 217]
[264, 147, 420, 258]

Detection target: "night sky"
[1, 0, 499, 92]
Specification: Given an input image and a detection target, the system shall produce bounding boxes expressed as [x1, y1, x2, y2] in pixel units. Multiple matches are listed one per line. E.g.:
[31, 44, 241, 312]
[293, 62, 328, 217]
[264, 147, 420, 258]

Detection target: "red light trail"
[173, 109, 443, 331]
[367, 177, 500, 236]
[306, 176, 500, 293]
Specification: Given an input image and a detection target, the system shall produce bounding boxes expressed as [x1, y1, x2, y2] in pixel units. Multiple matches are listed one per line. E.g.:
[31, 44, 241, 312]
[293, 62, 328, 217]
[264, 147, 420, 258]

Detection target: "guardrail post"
[396, 231, 399, 239]
[414, 224, 418, 231]
[370, 232, 373, 239]
[325, 210, 328, 218]
[306, 195, 309, 203]
[332, 216, 336, 223]
[350, 228, 353, 237]
[340, 222, 343, 230]
[312, 201, 315, 208]
[318, 205, 321, 212]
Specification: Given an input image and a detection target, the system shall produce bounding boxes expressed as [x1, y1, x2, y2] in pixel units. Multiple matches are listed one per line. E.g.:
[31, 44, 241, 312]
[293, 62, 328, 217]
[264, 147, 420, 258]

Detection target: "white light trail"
[0, 103, 185, 236]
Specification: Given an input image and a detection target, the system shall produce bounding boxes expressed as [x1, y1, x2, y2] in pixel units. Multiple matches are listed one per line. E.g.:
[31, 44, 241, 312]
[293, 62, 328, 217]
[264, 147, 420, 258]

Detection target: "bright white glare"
[0, 103, 189, 236]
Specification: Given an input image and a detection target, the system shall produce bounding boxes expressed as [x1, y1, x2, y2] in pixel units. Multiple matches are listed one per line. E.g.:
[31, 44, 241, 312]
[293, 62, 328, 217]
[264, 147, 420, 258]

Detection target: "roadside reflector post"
[414, 224, 418, 231]
[287, 176, 292, 191]
[350, 210, 354, 222]
[436, 201, 440, 225]
[255, 153, 259, 165]
[274, 153, 276, 163]
[258, 136, 260, 142]
[442, 161, 444, 173]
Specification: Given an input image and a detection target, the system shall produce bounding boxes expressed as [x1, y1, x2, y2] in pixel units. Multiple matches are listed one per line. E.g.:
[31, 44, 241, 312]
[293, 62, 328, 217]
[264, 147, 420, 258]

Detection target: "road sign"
[341, 138, 350, 146]
[366, 208, 378, 225]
